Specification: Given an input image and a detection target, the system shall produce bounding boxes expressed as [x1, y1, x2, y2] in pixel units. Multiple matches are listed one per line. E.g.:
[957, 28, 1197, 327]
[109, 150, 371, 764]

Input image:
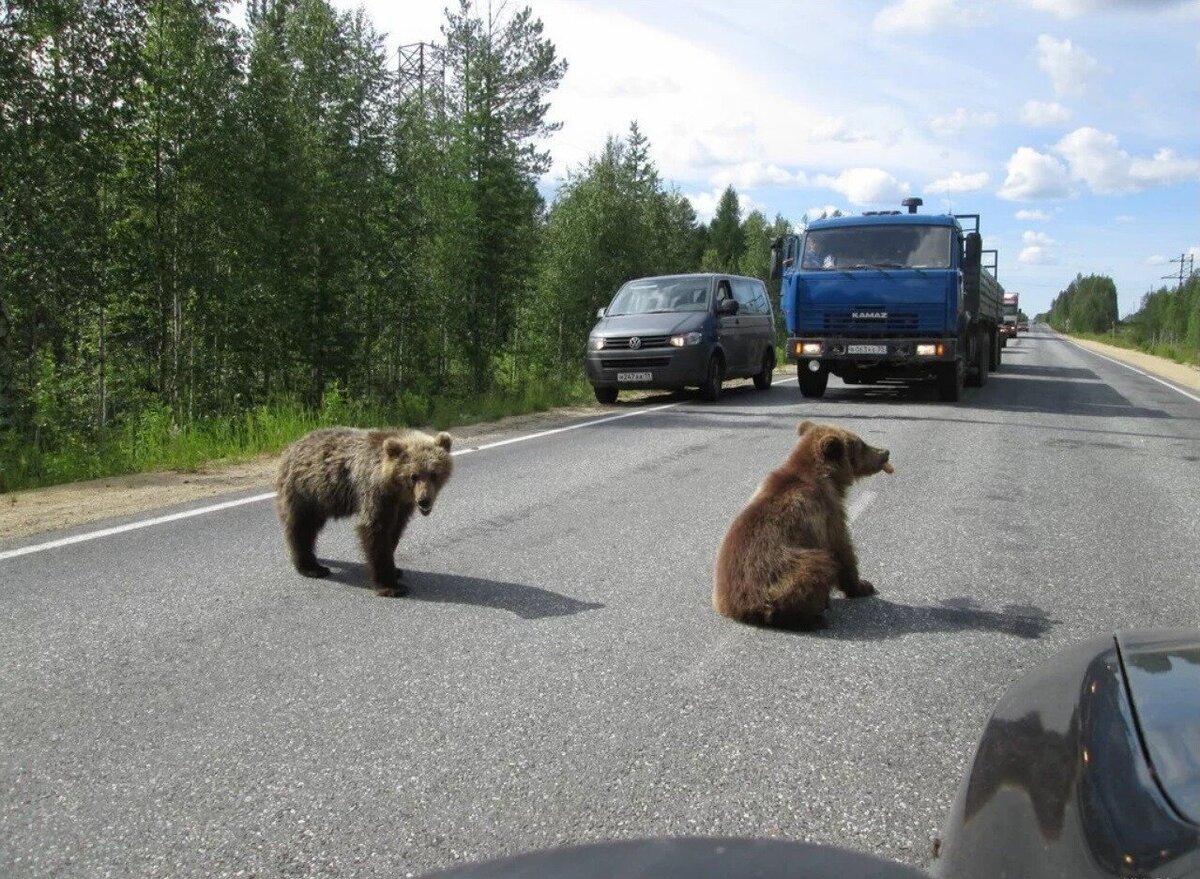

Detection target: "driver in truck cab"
[801, 236, 835, 269]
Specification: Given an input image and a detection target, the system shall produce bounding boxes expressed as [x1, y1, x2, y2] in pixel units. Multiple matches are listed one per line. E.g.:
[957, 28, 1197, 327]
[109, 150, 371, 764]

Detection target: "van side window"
[716, 280, 733, 304]
[732, 278, 768, 315]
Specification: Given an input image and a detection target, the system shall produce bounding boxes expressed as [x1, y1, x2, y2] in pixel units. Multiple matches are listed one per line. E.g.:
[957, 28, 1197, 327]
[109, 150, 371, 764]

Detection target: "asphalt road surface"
[3, 327, 1199, 877]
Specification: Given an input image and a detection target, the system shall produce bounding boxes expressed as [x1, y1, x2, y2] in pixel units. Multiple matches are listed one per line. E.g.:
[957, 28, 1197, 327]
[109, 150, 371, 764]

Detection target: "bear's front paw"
[849, 579, 876, 598]
[298, 564, 331, 578]
[375, 581, 409, 598]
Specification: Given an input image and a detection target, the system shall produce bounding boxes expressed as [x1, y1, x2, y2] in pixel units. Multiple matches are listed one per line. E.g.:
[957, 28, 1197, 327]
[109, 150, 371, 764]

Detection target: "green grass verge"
[0, 379, 594, 493]
[1062, 329, 1200, 368]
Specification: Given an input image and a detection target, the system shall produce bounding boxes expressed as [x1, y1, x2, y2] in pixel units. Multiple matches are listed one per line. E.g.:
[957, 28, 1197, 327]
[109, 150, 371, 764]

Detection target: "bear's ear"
[819, 433, 845, 463]
[383, 437, 407, 461]
[797, 420, 816, 437]
[435, 431, 452, 452]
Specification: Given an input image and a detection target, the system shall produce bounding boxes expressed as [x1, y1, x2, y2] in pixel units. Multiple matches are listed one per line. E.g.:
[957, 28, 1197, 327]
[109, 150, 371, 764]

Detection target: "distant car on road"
[1017, 320, 1029, 332]
[586, 273, 777, 404]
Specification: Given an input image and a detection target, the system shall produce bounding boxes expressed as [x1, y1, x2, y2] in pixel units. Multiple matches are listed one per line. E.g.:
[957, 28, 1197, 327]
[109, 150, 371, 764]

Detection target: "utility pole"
[1162, 252, 1195, 290]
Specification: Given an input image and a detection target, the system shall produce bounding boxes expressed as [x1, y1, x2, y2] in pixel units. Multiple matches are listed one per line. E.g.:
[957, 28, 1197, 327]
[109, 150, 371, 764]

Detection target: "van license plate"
[847, 345, 887, 355]
[617, 372, 652, 382]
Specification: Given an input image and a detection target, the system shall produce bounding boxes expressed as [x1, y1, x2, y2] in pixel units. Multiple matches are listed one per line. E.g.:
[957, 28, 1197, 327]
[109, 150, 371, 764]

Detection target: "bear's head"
[796, 421, 893, 486]
[382, 431, 454, 515]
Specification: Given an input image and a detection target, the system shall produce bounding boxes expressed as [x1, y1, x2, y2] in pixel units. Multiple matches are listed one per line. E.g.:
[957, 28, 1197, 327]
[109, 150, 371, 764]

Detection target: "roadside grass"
[0, 379, 593, 493]
[1063, 330, 1199, 368]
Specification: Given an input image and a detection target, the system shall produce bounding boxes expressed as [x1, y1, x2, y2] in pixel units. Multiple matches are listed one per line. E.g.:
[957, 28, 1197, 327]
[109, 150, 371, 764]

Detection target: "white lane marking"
[1061, 336, 1200, 405]
[2, 381, 802, 562]
[847, 489, 877, 524]
[0, 492, 278, 562]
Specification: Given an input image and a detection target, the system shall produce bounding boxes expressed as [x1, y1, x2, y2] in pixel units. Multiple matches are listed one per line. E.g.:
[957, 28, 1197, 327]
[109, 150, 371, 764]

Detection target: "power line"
[1161, 252, 1195, 290]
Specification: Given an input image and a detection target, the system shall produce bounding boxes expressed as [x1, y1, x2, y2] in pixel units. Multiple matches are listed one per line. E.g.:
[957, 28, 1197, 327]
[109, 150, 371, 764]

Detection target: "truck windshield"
[607, 278, 710, 315]
[801, 225, 952, 270]
[1004, 304, 1019, 317]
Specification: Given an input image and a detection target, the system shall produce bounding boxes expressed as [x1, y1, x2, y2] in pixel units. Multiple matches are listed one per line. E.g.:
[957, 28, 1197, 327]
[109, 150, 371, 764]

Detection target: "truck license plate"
[617, 371, 652, 382]
[847, 345, 887, 355]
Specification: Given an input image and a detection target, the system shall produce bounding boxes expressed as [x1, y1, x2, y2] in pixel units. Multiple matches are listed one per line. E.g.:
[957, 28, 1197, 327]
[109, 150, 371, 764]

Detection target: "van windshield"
[607, 278, 711, 315]
[802, 225, 952, 270]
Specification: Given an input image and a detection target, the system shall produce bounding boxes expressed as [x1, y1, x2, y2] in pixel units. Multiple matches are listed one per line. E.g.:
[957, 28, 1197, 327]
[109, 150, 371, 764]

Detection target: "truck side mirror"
[769, 237, 783, 281]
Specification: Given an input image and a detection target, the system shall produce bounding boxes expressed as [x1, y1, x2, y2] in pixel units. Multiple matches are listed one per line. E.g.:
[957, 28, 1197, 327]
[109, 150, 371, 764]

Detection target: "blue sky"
[333, 0, 1200, 318]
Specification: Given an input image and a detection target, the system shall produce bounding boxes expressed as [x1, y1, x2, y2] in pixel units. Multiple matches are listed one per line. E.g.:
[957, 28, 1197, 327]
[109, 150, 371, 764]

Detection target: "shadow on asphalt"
[813, 595, 1058, 641]
[997, 363, 1101, 381]
[323, 562, 604, 619]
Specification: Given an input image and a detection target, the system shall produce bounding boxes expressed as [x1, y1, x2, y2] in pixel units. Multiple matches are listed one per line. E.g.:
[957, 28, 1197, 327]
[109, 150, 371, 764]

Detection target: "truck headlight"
[795, 341, 822, 355]
[916, 344, 945, 356]
[669, 332, 702, 347]
[588, 336, 605, 350]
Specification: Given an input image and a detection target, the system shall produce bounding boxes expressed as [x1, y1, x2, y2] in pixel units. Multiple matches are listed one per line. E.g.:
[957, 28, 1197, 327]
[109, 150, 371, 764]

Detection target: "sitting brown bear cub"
[713, 421, 893, 629]
[276, 427, 453, 596]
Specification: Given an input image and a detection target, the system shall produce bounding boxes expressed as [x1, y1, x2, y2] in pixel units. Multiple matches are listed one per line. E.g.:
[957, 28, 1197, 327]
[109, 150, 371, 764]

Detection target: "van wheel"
[594, 386, 618, 404]
[799, 367, 827, 398]
[700, 355, 725, 402]
[753, 351, 774, 390]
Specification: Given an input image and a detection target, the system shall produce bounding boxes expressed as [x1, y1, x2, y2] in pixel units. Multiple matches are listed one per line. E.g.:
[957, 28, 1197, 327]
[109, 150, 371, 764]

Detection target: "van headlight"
[669, 332, 702, 347]
[588, 336, 605, 350]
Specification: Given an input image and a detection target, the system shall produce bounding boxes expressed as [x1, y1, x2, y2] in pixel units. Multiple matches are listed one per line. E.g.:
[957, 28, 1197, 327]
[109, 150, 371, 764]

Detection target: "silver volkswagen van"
[585, 273, 777, 403]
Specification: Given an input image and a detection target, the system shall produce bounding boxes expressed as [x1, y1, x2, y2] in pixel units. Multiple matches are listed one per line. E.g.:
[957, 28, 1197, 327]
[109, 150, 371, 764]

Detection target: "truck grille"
[801, 304, 944, 337]
[600, 356, 671, 369]
[604, 335, 671, 349]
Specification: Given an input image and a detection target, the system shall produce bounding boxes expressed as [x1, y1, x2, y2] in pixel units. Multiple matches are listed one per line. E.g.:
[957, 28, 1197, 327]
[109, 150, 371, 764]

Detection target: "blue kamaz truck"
[771, 198, 1003, 402]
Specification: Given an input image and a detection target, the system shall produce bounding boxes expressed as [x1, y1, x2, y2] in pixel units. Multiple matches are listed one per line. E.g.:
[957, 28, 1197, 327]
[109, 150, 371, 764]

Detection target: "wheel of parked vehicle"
[937, 360, 963, 402]
[989, 328, 1001, 371]
[699, 355, 725, 402]
[593, 386, 618, 404]
[798, 366, 827, 398]
[970, 329, 988, 387]
[752, 351, 774, 390]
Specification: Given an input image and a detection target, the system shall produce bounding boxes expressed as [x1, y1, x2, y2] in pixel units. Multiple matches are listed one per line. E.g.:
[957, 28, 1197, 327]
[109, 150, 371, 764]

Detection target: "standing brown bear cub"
[713, 421, 894, 629]
[276, 427, 453, 596]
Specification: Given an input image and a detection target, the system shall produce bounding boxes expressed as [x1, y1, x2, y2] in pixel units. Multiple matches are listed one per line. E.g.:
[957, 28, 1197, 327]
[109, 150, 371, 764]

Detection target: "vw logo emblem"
[629, 336, 642, 349]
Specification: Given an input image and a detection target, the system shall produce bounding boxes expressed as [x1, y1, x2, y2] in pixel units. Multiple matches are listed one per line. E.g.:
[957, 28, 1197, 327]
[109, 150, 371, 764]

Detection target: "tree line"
[0, 0, 788, 489]
[1045, 270, 1200, 364]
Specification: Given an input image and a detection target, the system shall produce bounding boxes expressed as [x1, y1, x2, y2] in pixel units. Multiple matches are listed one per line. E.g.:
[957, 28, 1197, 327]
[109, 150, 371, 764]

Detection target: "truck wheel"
[989, 329, 1000, 371]
[968, 329, 988, 387]
[752, 351, 774, 390]
[594, 386, 618, 404]
[937, 361, 963, 402]
[1000, 335, 1007, 349]
[799, 366, 828, 398]
[699, 355, 725, 402]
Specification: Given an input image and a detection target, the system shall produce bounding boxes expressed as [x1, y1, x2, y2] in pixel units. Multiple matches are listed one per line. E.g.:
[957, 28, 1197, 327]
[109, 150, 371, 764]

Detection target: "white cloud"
[1023, 230, 1056, 247]
[1021, 100, 1072, 126]
[813, 168, 911, 205]
[874, 0, 975, 32]
[1115, 214, 1136, 223]
[1019, 247, 1057, 265]
[997, 147, 1071, 200]
[1145, 254, 1170, 265]
[1036, 35, 1103, 96]
[930, 108, 999, 137]
[709, 161, 808, 190]
[1016, 209, 1051, 220]
[803, 205, 846, 223]
[1055, 126, 1200, 194]
[927, 171, 990, 193]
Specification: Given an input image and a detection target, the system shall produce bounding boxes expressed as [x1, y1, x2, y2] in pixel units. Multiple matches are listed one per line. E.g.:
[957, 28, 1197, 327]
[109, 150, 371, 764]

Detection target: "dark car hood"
[592, 312, 706, 337]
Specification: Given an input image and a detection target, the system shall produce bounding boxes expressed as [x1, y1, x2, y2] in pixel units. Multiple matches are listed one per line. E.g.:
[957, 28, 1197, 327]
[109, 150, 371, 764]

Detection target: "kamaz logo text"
[851, 311, 888, 319]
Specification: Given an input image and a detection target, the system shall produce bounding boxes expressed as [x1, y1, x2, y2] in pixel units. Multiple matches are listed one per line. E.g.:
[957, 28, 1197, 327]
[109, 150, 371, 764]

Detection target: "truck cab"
[772, 200, 1003, 402]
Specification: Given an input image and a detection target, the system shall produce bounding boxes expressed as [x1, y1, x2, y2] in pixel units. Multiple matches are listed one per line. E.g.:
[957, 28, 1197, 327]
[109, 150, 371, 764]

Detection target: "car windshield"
[801, 225, 952, 270]
[606, 278, 710, 315]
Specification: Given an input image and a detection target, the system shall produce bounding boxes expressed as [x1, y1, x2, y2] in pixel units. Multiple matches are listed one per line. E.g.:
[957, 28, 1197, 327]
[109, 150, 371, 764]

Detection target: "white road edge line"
[2, 379, 798, 562]
[1061, 335, 1200, 405]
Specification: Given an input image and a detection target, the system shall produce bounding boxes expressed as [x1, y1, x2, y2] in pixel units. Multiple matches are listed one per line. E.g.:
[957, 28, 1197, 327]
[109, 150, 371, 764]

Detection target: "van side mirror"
[716, 299, 739, 316]
[596, 307, 606, 318]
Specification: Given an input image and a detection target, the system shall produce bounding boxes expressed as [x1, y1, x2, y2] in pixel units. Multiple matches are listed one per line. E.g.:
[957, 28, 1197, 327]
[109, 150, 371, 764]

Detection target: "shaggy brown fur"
[276, 427, 453, 596]
[713, 421, 893, 629]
